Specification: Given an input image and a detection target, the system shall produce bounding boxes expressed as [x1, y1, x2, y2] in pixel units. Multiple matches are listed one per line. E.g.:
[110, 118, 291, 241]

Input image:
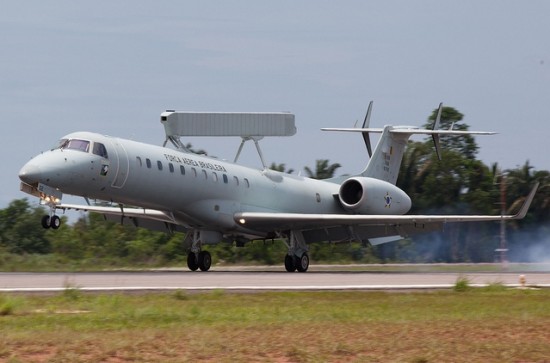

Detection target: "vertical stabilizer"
[361, 126, 410, 185]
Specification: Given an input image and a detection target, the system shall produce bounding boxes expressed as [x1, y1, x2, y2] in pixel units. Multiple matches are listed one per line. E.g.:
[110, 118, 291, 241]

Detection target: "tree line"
[2, 106, 549, 270]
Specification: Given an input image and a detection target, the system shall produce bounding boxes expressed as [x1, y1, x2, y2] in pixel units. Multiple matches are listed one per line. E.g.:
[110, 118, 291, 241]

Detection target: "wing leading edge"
[56, 203, 177, 224]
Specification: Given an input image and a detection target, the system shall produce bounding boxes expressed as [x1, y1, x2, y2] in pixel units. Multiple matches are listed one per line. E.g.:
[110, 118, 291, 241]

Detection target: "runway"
[2, 265, 550, 292]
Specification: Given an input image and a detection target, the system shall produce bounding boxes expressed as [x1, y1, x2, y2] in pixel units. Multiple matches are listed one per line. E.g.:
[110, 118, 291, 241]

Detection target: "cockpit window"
[57, 139, 69, 149]
[92, 142, 108, 158]
[59, 139, 90, 153]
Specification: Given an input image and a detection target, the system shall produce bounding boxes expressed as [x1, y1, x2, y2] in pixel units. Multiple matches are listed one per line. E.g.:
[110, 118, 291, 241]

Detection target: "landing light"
[41, 196, 61, 204]
[239, 218, 246, 225]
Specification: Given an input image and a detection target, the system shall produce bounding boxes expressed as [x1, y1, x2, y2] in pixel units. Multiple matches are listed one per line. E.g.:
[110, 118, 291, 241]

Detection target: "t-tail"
[322, 102, 496, 185]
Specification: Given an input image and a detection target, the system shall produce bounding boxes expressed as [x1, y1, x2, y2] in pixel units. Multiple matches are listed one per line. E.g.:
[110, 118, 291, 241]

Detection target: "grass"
[1, 289, 550, 362]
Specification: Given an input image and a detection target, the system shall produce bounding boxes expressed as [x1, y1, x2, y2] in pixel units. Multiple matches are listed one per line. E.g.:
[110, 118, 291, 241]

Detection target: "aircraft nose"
[19, 162, 41, 185]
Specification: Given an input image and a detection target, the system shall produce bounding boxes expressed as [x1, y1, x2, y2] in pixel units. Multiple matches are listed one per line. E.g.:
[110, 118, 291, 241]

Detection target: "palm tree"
[304, 159, 342, 180]
[269, 162, 294, 174]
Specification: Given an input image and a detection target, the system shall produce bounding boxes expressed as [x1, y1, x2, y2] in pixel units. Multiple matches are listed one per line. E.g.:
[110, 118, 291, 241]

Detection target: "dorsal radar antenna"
[160, 111, 296, 169]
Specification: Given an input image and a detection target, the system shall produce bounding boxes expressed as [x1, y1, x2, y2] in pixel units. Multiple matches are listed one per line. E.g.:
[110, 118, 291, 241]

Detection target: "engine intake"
[339, 177, 411, 215]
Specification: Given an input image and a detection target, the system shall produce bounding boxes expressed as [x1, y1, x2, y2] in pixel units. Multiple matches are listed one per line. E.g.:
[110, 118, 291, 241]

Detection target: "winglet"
[361, 101, 374, 157]
[432, 103, 443, 161]
[512, 182, 539, 219]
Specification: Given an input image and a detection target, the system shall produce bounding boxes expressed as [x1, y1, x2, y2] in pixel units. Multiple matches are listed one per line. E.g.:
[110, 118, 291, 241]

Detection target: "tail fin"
[361, 126, 410, 184]
[322, 102, 496, 185]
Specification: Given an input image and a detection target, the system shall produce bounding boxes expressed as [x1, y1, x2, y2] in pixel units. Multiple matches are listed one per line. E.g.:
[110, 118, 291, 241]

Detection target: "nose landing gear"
[41, 214, 61, 229]
[36, 185, 63, 230]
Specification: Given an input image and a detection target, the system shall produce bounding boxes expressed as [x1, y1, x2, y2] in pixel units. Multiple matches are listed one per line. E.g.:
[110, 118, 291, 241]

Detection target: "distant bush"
[454, 276, 472, 292]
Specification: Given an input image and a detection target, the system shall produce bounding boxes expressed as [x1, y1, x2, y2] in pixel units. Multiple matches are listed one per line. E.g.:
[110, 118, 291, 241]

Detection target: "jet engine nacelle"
[338, 177, 411, 215]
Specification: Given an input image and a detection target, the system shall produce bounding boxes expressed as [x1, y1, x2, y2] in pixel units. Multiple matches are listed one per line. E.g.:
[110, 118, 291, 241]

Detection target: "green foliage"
[0, 199, 51, 254]
[2, 290, 550, 362]
[304, 159, 342, 179]
[454, 276, 472, 292]
[269, 162, 294, 174]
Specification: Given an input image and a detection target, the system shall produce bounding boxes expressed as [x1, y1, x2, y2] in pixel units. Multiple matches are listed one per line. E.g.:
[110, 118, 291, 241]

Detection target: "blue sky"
[2, 1, 549, 207]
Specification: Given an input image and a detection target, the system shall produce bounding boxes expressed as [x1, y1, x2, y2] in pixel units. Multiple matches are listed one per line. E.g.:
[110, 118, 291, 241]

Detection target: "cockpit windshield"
[56, 138, 108, 158]
[58, 139, 90, 153]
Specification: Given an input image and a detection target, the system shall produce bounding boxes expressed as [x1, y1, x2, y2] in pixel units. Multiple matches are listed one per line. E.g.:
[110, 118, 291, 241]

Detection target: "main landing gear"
[283, 231, 310, 272]
[187, 251, 212, 272]
[284, 252, 310, 272]
[184, 230, 212, 272]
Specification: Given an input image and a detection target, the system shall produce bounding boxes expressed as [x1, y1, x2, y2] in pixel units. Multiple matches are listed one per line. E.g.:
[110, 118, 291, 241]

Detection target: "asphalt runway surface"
[2, 265, 550, 292]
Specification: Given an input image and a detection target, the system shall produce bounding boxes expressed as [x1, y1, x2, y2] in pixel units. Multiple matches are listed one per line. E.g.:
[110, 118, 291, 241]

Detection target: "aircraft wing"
[54, 203, 186, 233]
[235, 183, 538, 242]
[56, 203, 177, 224]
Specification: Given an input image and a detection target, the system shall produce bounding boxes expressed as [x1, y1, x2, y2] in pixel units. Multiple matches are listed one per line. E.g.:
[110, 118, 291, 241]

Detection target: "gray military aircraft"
[18, 103, 538, 272]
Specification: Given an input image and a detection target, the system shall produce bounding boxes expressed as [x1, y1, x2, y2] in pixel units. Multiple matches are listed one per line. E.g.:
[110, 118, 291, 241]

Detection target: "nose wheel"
[41, 215, 61, 229]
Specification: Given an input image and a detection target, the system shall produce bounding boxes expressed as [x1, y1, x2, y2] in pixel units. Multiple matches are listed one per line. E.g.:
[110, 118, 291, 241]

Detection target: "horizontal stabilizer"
[369, 236, 402, 246]
[322, 127, 496, 135]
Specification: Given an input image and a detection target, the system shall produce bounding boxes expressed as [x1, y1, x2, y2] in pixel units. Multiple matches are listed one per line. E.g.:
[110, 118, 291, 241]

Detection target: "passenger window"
[244, 178, 250, 188]
[192, 168, 197, 177]
[180, 165, 185, 175]
[92, 142, 108, 158]
[234, 176, 239, 186]
[202, 170, 207, 179]
[169, 163, 174, 173]
[157, 161, 163, 170]
[223, 174, 228, 184]
[136, 156, 142, 167]
[146, 159, 152, 168]
[212, 172, 218, 182]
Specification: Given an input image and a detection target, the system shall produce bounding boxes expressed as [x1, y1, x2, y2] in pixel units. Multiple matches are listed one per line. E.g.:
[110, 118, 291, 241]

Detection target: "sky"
[2, 1, 549, 207]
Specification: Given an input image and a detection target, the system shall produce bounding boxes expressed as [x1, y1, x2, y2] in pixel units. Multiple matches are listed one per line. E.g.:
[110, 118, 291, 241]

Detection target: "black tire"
[198, 251, 212, 271]
[50, 215, 61, 230]
[41, 215, 51, 229]
[296, 252, 309, 272]
[187, 252, 199, 271]
[284, 254, 296, 272]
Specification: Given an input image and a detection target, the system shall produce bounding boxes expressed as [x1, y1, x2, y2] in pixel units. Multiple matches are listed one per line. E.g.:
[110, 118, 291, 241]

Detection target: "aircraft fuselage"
[19, 131, 359, 237]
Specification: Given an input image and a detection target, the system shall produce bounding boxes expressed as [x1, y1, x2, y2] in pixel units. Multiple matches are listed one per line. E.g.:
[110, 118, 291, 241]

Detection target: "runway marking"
[2, 284, 549, 293]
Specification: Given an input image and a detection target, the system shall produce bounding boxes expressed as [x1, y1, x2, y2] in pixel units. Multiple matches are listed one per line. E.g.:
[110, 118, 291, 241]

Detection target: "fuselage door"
[110, 139, 129, 188]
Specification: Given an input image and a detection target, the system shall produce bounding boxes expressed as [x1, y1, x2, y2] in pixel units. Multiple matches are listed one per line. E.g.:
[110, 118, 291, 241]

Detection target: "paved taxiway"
[2, 266, 550, 292]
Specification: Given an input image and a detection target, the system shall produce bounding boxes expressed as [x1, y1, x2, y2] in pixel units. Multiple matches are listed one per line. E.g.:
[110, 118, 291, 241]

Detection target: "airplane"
[18, 103, 538, 272]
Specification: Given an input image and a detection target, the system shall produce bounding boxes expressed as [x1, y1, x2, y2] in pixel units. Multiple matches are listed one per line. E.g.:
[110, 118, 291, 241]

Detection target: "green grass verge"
[1, 289, 550, 362]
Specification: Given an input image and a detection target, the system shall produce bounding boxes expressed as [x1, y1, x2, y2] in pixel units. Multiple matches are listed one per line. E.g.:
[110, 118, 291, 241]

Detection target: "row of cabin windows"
[135, 157, 249, 187]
